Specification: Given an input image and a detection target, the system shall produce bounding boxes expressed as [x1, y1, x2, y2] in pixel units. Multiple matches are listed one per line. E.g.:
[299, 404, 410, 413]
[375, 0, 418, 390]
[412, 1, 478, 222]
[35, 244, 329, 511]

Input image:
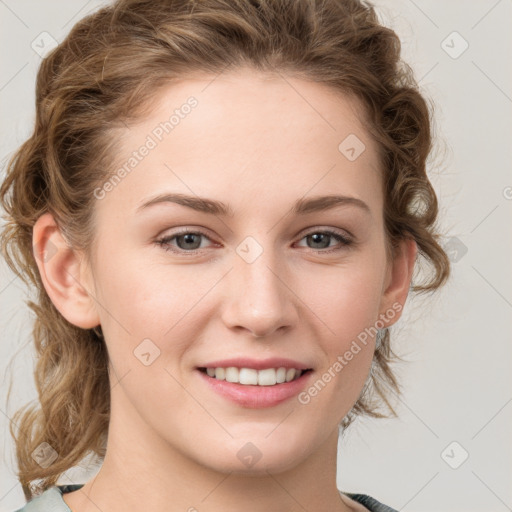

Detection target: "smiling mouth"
[197, 367, 313, 386]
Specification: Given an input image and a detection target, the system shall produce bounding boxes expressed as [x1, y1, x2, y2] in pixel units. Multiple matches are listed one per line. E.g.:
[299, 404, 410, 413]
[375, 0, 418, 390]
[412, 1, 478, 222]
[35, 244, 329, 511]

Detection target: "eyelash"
[155, 228, 353, 255]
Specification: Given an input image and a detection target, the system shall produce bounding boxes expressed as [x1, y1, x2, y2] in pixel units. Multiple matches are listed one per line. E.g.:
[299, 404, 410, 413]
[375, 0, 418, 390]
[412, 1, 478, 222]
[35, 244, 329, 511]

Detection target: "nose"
[221, 247, 298, 338]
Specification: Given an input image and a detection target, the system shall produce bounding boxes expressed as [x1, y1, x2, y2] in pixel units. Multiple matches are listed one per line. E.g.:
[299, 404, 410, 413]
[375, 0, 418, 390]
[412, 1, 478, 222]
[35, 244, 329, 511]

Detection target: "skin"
[33, 67, 416, 512]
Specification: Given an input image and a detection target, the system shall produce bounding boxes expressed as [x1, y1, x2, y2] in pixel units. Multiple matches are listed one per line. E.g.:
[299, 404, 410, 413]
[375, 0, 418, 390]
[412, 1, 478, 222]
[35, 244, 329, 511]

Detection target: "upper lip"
[198, 357, 313, 371]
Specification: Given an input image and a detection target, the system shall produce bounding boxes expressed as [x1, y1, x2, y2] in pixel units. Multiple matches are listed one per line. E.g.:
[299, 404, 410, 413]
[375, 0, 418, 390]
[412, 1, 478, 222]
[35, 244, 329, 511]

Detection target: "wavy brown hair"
[0, 0, 450, 500]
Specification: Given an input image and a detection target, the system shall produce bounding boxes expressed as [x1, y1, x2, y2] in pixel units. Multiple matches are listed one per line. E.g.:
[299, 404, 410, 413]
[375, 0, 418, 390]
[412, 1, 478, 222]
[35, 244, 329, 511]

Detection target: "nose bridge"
[223, 235, 296, 336]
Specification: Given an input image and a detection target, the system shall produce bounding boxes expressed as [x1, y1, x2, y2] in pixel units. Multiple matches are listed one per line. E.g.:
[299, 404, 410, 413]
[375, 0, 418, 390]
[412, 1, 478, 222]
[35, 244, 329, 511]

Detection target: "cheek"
[92, 244, 191, 329]
[297, 256, 384, 390]
[91, 249, 221, 373]
[296, 269, 379, 416]
[93, 236, 385, 373]
[95, 247, 386, 358]
[303, 256, 385, 340]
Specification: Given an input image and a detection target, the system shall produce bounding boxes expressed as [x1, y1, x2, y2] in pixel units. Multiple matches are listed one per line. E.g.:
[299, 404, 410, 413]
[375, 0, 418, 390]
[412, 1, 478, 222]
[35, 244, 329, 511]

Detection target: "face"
[71, 68, 409, 474]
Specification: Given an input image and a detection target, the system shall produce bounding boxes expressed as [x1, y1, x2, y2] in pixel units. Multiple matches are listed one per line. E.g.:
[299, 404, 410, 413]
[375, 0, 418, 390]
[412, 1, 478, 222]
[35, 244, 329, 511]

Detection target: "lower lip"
[197, 369, 312, 408]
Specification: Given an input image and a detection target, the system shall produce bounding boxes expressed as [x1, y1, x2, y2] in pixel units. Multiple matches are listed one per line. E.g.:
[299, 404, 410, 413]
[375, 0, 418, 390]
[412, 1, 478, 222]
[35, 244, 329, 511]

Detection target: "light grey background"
[1, 1, 511, 511]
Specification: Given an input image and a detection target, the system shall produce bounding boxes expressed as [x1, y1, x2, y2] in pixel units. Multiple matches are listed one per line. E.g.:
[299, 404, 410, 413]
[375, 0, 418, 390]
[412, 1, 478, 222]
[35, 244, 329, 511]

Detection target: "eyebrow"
[136, 193, 371, 217]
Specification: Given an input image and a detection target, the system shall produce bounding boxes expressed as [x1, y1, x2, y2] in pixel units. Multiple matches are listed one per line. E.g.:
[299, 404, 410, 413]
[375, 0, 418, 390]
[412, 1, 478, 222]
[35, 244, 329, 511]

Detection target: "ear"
[32, 212, 100, 329]
[379, 237, 417, 327]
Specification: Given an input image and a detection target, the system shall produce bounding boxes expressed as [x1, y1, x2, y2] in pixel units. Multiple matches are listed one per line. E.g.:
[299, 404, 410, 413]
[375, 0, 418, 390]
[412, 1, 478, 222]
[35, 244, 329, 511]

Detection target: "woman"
[1, 0, 449, 511]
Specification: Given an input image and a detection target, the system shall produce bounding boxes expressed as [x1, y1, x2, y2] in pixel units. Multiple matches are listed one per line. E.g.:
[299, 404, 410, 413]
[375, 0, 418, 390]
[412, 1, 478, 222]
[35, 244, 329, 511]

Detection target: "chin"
[194, 435, 314, 475]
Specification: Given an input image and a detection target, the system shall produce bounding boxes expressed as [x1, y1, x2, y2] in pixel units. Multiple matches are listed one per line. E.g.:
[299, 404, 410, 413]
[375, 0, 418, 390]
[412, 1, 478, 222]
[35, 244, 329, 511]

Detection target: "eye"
[296, 229, 353, 254]
[156, 227, 353, 255]
[155, 228, 215, 254]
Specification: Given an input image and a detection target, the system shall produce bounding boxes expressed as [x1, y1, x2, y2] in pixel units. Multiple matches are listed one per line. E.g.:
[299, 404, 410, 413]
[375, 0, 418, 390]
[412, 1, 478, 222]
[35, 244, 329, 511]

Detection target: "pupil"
[310, 233, 328, 248]
[181, 233, 200, 249]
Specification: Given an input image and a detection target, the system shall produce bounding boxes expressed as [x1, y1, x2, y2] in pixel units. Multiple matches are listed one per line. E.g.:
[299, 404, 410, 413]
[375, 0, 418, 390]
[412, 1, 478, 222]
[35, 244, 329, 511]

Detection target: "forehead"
[97, 69, 382, 218]
[142, 68, 372, 140]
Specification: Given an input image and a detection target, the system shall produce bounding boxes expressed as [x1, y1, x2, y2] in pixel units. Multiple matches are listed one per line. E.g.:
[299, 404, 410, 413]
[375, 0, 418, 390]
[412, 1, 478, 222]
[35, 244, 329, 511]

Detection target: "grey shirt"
[14, 484, 399, 512]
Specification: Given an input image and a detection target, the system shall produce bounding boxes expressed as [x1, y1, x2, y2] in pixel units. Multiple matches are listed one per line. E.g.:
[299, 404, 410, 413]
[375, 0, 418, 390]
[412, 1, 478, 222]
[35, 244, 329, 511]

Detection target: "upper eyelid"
[298, 226, 353, 239]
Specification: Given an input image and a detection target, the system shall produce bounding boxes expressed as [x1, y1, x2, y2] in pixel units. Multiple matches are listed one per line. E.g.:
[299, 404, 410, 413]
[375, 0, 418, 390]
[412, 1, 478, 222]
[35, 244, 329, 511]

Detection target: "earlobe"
[379, 237, 417, 327]
[32, 212, 100, 329]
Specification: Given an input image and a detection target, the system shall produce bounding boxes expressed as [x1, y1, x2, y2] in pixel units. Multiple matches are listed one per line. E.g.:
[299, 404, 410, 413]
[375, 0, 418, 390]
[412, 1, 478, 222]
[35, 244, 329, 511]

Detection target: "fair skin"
[33, 68, 416, 512]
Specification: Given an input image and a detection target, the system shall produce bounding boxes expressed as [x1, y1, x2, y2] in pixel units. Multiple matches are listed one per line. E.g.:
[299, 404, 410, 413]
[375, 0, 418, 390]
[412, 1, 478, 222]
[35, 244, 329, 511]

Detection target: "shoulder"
[13, 484, 84, 512]
[14, 485, 396, 512]
[341, 491, 399, 512]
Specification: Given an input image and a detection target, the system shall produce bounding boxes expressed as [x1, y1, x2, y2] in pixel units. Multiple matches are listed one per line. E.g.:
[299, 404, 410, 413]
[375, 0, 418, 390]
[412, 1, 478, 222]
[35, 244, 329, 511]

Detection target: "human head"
[0, 0, 449, 499]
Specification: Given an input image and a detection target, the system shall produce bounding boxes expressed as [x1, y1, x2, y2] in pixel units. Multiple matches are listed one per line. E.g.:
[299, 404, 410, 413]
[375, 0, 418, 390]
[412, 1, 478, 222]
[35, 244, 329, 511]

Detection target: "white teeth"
[203, 366, 305, 386]
[225, 367, 238, 383]
[258, 368, 276, 386]
[238, 368, 258, 385]
[276, 367, 287, 383]
[285, 368, 296, 382]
